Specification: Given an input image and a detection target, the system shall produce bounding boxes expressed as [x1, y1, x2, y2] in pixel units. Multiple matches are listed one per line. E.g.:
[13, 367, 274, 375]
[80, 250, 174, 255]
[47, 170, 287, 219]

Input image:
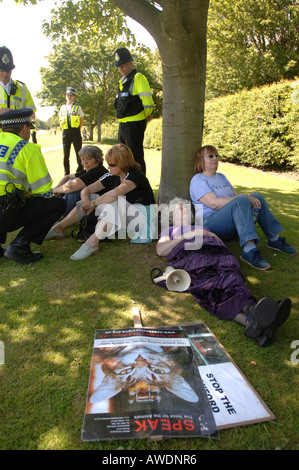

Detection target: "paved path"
[42, 144, 63, 154]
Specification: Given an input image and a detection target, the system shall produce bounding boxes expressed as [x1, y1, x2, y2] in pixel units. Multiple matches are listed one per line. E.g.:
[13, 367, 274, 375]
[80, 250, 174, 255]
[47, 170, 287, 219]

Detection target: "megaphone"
[152, 266, 191, 292]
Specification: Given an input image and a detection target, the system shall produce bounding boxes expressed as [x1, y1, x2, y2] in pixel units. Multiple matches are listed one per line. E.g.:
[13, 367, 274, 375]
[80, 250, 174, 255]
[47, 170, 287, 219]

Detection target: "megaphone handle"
[150, 267, 163, 283]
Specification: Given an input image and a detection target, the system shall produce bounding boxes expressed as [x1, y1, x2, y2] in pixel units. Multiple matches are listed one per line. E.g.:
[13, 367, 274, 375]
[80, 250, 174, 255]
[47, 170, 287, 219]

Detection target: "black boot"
[244, 297, 277, 339]
[257, 298, 291, 347]
[4, 236, 43, 265]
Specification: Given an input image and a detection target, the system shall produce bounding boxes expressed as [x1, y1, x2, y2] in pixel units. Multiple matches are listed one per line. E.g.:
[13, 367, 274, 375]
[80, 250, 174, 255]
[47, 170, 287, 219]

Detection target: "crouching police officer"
[0, 109, 66, 264]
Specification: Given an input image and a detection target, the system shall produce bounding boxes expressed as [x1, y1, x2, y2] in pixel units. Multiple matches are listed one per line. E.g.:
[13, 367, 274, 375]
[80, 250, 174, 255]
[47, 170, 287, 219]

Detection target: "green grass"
[0, 134, 298, 450]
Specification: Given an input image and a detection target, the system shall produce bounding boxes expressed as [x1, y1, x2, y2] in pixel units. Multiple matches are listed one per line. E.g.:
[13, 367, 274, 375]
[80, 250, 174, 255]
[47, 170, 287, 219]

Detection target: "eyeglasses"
[206, 154, 219, 159]
[108, 163, 117, 167]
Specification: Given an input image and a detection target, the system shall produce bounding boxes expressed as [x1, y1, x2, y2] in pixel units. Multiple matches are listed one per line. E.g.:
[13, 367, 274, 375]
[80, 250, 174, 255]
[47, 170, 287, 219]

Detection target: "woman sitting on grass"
[52, 145, 108, 217]
[190, 145, 296, 271]
[155, 198, 291, 347]
[45, 144, 156, 260]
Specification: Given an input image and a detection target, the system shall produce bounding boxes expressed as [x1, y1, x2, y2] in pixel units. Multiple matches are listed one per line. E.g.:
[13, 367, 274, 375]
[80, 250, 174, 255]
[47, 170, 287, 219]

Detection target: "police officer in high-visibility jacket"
[0, 109, 66, 264]
[0, 47, 36, 119]
[59, 87, 84, 175]
[114, 48, 154, 175]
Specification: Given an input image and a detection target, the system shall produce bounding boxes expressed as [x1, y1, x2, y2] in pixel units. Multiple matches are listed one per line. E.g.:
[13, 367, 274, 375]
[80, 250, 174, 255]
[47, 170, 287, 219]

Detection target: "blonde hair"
[193, 145, 218, 174]
[105, 144, 141, 173]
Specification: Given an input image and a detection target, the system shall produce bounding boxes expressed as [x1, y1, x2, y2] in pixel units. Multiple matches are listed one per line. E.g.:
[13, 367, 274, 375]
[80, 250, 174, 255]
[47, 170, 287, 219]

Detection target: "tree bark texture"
[112, 0, 210, 202]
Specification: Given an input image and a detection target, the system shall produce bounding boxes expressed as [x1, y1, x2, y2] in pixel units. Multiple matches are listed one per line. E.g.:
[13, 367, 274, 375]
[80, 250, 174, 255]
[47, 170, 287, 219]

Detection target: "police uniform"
[0, 47, 37, 115]
[114, 48, 154, 175]
[59, 87, 84, 175]
[0, 109, 66, 264]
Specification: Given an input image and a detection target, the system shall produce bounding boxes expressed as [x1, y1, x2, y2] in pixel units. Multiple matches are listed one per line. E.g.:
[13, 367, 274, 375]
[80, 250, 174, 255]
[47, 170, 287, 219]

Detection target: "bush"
[203, 79, 299, 171]
[144, 118, 162, 150]
[101, 121, 119, 142]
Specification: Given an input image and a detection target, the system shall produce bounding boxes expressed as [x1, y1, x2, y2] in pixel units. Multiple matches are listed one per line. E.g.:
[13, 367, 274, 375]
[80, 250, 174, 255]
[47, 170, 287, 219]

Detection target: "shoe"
[4, 243, 43, 264]
[44, 228, 65, 240]
[267, 237, 296, 255]
[258, 298, 292, 347]
[240, 248, 271, 271]
[70, 243, 98, 260]
[244, 296, 277, 339]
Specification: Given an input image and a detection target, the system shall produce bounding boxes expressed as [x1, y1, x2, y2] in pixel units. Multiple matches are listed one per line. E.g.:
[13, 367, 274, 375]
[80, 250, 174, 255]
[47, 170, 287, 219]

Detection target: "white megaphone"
[153, 266, 191, 292]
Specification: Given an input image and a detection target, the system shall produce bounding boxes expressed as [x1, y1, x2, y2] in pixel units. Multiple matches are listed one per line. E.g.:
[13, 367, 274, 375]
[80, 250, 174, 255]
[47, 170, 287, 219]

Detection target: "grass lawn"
[0, 133, 298, 450]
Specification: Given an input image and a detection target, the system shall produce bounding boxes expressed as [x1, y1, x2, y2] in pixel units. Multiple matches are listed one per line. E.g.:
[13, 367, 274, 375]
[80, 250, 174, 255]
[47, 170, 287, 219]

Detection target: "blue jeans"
[202, 193, 283, 248]
[62, 190, 81, 217]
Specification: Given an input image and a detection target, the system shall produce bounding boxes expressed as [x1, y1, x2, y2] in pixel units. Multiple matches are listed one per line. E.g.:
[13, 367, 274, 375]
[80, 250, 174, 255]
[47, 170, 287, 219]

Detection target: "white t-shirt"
[190, 172, 234, 220]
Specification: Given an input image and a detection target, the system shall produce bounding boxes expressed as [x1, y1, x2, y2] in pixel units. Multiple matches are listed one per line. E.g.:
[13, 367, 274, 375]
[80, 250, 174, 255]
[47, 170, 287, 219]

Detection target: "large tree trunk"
[112, 0, 210, 202]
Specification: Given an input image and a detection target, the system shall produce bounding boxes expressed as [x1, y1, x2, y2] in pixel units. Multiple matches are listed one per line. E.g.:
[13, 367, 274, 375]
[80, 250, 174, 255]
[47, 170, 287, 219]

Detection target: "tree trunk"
[112, 0, 210, 202]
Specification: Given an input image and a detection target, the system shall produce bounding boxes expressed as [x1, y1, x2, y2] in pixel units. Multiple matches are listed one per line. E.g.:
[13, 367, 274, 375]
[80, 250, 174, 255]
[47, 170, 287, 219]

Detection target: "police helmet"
[0, 46, 15, 72]
[114, 48, 134, 67]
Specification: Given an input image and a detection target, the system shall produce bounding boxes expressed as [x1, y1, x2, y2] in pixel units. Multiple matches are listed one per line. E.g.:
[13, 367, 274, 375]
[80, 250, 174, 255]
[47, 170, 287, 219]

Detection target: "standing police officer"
[0, 46, 36, 118]
[0, 109, 66, 264]
[114, 48, 154, 175]
[59, 87, 84, 175]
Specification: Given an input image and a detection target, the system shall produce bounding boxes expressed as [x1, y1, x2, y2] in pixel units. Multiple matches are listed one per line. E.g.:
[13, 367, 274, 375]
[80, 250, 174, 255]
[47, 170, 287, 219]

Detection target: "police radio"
[10, 83, 18, 96]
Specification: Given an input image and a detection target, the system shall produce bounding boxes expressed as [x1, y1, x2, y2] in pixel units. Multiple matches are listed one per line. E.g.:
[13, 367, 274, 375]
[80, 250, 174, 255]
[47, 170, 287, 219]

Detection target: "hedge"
[203, 79, 299, 171]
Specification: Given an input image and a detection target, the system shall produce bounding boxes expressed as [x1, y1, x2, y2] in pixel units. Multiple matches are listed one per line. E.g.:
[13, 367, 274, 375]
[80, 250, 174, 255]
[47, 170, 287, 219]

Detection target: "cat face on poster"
[89, 345, 199, 405]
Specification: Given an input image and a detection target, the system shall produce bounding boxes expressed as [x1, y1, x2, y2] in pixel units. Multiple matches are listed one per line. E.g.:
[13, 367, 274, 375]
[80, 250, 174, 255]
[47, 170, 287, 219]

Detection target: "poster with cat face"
[82, 327, 218, 441]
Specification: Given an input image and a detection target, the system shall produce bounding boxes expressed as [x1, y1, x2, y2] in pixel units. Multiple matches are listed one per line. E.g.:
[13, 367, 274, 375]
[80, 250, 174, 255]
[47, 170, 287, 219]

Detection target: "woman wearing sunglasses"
[45, 144, 155, 260]
[189, 145, 296, 271]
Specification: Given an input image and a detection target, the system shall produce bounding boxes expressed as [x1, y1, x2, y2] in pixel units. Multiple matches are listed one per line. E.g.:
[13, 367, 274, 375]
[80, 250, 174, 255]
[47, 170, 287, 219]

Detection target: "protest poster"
[81, 327, 218, 441]
[179, 323, 275, 429]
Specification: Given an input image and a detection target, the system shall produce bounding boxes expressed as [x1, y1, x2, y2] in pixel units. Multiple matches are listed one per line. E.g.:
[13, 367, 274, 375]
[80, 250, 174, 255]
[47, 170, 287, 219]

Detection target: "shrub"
[203, 79, 299, 171]
[144, 118, 162, 150]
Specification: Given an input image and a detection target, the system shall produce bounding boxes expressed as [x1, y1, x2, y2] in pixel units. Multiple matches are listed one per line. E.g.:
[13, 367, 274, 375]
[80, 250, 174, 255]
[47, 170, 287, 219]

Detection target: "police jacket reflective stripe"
[114, 69, 154, 122]
[59, 103, 81, 129]
[0, 132, 53, 197]
[0, 80, 36, 111]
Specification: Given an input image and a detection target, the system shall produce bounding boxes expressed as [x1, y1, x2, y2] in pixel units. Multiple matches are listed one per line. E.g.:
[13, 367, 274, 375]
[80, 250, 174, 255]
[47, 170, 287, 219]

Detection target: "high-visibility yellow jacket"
[0, 80, 36, 112]
[0, 132, 53, 198]
[59, 103, 82, 130]
[115, 71, 154, 123]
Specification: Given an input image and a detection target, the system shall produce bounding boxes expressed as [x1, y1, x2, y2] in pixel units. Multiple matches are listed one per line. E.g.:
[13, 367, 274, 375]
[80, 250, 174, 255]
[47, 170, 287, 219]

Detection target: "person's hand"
[82, 199, 94, 215]
[248, 195, 261, 209]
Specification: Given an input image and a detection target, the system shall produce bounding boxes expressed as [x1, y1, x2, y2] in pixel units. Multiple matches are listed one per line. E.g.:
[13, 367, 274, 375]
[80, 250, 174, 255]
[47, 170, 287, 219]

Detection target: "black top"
[100, 168, 155, 205]
[75, 165, 108, 187]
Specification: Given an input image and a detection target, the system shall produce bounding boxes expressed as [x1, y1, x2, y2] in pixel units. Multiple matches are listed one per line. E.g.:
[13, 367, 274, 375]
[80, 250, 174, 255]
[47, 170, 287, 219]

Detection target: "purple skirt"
[159, 235, 255, 320]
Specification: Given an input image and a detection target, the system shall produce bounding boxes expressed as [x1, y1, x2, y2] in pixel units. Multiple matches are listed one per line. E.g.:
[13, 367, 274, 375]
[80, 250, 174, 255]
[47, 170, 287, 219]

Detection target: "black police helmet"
[0, 46, 15, 72]
[114, 48, 134, 67]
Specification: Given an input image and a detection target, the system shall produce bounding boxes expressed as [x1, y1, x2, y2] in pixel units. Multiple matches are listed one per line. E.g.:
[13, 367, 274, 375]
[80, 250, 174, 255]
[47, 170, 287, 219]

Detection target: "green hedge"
[102, 80, 299, 171]
[144, 118, 162, 150]
[203, 79, 299, 171]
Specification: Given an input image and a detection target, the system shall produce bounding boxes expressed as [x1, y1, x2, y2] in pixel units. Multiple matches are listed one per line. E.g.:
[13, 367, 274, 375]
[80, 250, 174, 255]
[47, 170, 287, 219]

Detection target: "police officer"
[114, 48, 154, 175]
[0, 46, 36, 118]
[59, 87, 84, 175]
[0, 109, 66, 264]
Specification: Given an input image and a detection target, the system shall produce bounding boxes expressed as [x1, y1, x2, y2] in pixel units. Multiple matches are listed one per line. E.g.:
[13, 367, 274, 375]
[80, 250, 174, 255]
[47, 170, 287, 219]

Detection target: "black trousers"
[62, 128, 83, 174]
[0, 196, 66, 246]
[118, 119, 147, 174]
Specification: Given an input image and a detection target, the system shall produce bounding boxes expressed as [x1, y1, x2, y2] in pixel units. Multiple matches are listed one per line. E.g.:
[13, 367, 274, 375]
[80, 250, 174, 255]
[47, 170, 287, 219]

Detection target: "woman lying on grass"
[45, 144, 155, 260]
[155, 198, 291, 347]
